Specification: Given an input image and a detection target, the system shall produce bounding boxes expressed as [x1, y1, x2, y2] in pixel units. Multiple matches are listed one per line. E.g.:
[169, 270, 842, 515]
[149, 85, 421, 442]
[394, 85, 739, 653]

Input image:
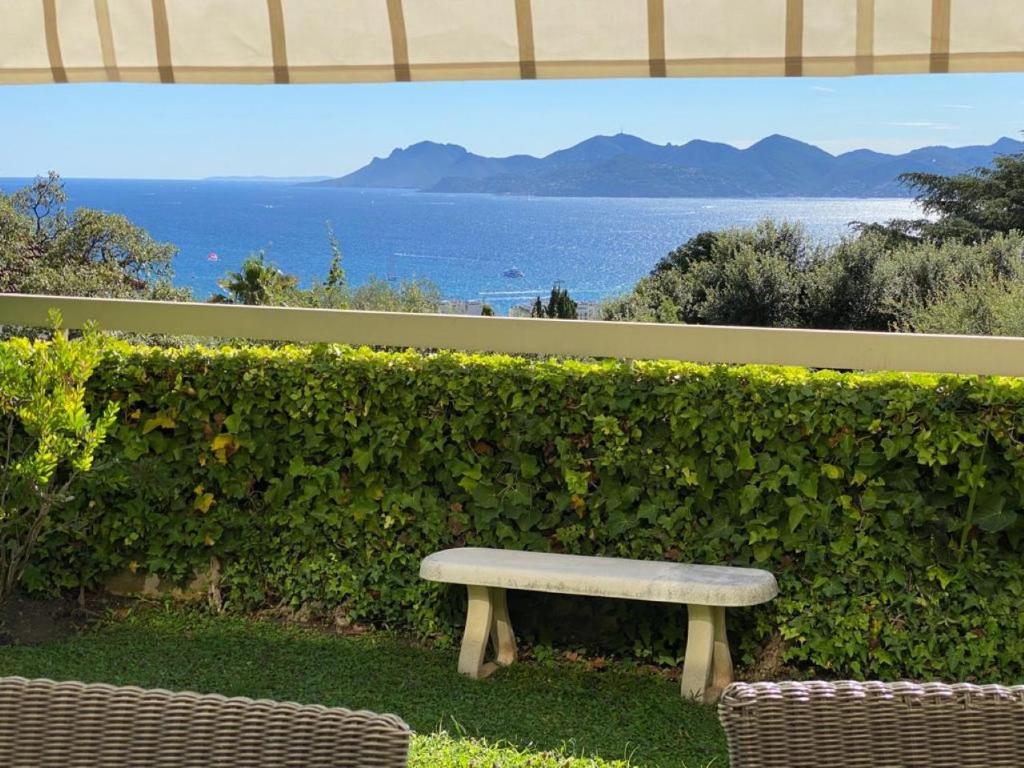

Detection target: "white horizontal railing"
[1, 293, 1023, 376]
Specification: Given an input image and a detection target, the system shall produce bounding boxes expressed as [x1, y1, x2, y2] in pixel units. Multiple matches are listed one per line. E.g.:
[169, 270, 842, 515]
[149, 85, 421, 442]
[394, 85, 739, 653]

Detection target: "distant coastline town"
[439, 297, 602, 319]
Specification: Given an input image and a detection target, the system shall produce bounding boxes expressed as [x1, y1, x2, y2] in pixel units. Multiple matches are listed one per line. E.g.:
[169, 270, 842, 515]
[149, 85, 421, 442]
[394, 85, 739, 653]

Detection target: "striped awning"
[3, 0, 1023, 86]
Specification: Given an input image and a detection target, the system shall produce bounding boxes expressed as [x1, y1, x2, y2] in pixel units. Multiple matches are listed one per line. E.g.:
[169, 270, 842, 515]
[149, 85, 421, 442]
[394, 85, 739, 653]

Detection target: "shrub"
[897, 280, 1024, 337]
[0, 320, 117, 608]
[801, 232, 892, 331]
[606, 223, 1024, 335]
[878, 233, 1024, 315]
[604, 221, 813, 327]
[16, 341, 1024, 682]
[211, 233, 441, 313]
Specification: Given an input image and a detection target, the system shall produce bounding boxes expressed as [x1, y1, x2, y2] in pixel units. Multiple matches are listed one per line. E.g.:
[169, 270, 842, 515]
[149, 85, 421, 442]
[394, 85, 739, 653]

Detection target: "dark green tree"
[865, 143, 1024, 243]
[531, 284, 578, 319]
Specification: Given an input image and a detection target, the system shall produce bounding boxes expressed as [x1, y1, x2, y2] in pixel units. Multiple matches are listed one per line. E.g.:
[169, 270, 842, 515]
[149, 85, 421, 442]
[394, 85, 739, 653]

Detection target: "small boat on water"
[503, 267, 524, 278]
[207, 252, 219, 262]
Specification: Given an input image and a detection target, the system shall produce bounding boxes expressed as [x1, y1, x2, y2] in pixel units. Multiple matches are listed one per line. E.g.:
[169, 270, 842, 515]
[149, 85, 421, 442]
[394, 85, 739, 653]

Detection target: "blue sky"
[1, 73, 1021, 179]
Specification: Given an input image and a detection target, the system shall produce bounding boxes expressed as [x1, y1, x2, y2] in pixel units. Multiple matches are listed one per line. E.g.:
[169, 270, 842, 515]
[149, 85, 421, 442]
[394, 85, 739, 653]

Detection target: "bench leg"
[710, 605, 733, 698]
[490, 587, 518, 667]
[457, 586, 517, 679]
[680, 604, 731, 702]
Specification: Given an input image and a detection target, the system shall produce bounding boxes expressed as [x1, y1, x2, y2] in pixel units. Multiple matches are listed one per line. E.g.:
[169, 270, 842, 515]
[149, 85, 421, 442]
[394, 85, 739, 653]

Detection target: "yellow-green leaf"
[194, 492, 215, 513]
[142, 413, 176, 434]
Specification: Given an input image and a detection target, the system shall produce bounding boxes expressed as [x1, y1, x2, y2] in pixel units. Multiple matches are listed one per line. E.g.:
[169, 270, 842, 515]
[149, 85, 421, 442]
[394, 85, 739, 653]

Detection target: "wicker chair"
[719, 680, 1024, 768]
[0, 676, 410, 767]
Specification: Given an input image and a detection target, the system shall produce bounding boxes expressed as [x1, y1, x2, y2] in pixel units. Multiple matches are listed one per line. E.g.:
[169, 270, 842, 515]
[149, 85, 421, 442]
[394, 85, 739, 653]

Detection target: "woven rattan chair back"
[719, 680, 1024, 768]
[0, 676, 410, 768]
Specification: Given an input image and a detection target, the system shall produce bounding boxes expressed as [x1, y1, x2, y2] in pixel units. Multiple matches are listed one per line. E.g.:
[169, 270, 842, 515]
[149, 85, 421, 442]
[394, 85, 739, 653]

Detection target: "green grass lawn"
[0, 608, 727, 767]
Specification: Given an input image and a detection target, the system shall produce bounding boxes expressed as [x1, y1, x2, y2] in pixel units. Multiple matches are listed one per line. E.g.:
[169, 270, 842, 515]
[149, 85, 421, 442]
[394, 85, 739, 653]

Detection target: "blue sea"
[0, 178, 920, 313]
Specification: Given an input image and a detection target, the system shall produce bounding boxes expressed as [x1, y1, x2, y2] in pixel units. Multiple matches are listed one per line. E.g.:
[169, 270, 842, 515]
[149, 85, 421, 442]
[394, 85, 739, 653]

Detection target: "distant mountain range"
[206, 175, 333, 183]
[311, 134, 1023, 198]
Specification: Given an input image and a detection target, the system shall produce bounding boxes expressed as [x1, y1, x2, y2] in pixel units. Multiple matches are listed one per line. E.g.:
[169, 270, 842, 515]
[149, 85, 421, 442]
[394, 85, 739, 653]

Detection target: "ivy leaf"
[798, 472, 819, 500]
[821, 464, 843, 480]
[736, 444, 756, 471]
[789, 502, 809, 532]
[352, 448, 372, 473]
[975, 493, 1016, 533]
[830, 534, 854, 555]
[519, 454, 540, 478]
[926, 565, 953, 590]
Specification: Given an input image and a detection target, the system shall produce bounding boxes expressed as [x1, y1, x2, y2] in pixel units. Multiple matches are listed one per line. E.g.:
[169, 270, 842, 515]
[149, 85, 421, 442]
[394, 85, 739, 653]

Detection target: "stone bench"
[420, 547, 778, 702]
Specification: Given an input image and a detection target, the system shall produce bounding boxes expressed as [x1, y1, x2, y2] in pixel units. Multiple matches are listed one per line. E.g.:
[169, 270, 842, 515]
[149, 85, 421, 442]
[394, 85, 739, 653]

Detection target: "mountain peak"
[544, 133, 664, 165]
[575, 132, 649, 145]
[993, 136, 1023, 151]
[390, 141, 467, 157]
[748, 134, 832, 155]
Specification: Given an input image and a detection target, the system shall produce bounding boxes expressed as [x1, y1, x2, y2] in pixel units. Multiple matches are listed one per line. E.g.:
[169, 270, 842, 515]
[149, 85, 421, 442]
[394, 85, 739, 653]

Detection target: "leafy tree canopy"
[0, 173, 188, 300]
[865, 143, 1024, 244]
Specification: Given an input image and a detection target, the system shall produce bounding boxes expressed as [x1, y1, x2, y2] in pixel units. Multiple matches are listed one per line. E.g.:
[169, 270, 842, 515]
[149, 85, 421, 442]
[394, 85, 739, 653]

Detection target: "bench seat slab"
[421, 548, 777, 607]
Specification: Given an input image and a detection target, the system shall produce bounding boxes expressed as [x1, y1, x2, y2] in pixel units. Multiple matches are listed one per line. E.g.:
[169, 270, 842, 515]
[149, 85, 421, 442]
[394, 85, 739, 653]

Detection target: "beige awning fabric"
[2, 0, 1023, 86]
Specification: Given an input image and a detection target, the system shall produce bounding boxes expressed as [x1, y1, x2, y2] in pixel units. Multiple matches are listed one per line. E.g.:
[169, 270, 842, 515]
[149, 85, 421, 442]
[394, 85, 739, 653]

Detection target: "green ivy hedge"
[21, 341, 1024, 681]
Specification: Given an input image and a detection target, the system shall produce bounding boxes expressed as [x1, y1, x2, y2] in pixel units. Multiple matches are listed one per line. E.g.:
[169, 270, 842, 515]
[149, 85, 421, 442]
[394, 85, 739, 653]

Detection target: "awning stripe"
[515, 0, 537, 80]
[41, 0, 66, 84]
[386, 0, 411, 83]
[151, 0, 174, 83]
[930, 0, 952, 74]
[93, 0, 120, 82]
[855, 0, 874, 76]
[785, 0, 804, 77]
[647, 0, 666, 78]
[266, 0, 289, 84]
[1, 0, 1021, 86]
